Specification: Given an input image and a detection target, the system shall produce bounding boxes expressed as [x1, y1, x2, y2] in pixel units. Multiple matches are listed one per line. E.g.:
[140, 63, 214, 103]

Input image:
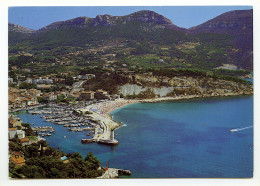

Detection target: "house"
[16, 130, 25, 139]
[20, 137, 30, 146]
[9, 117, 22, 128]
[159, 59, 164, 62]
[10, 151, 25, 167]
[8, 128, 18, 139]
[78, 74, 95, 80]
[43, 92, 57, 101]
[94, 90, 109, 100]
[80, 91, 95, 100]
[37, 84, 53, 89]
[32, 79, 38, 85]
[11, 66, 18, 70]
[69, 93, 81, 99]
[53, 78, 66, 84]
[29, 89, 42, 97]
[22, 68, 31, 73]
[43, 77, 53, 84]
[77, 75, 83, 79]
[8, 77, 14, 84]
[25, 78, 33, 84]
[8, 128, 25, 139]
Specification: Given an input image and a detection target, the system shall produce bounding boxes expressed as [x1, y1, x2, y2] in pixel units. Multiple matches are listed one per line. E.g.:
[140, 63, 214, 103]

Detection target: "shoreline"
[9, 104, 46, 113]
[78, 92, 252, 145]
[107, 92, 253, 115]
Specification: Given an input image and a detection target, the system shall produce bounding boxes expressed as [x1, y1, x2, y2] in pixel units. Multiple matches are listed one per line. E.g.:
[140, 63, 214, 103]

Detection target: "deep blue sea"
[16, 95, 253, 178]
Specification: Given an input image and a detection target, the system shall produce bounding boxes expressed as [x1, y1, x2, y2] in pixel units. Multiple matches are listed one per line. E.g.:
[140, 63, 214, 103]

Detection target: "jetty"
[78, 108, 120, 145]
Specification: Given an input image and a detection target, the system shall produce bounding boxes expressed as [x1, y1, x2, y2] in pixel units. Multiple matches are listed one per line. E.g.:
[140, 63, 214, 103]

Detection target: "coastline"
[9, 104, 46, 113]
[107, 92, 253, 115]
[77, 92, 252, 145]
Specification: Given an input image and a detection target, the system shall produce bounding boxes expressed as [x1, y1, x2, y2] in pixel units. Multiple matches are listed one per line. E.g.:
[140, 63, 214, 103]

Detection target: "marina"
[26, 102, 119, 145]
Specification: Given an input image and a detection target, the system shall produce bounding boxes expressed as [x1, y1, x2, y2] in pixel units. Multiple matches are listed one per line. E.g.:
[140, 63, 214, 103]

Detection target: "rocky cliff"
[119, 74, 253, 98]
[37, 10, 180, 32]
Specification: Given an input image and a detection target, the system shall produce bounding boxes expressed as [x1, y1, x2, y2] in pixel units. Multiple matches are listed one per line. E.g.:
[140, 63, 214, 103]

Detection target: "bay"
[16, 95, 253, 178]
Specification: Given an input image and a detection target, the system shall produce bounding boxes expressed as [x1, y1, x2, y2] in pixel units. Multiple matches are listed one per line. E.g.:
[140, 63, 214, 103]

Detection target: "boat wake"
[115, 123, 127, 131]
[230, 126, 253, 132]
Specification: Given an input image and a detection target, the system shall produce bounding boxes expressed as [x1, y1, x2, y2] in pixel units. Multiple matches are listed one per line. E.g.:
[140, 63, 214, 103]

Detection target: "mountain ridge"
[35, 10, 182, 32]
[8, 9, 253, 70]
[8, 9, 252, 34]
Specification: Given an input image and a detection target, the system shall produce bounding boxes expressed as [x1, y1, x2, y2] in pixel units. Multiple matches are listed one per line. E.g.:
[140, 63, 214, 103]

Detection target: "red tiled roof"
[8, 128, 17, 131]
[11, 151, 23, 156]
[20, 137, 29, 142]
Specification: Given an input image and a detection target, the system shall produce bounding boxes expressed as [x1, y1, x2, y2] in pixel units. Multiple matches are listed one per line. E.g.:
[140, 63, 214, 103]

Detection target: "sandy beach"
[78, 92, 249, 144]
[84, 99, 140, 116]
[81, 91, 249, 119]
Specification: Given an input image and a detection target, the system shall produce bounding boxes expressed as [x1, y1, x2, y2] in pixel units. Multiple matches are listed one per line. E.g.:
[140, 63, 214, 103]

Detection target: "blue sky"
[8, 6, 252, 30]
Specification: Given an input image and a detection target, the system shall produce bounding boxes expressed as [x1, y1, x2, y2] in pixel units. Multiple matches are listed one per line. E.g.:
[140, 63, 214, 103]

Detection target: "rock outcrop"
[119, 74, 253, 98]
[37, 10, 180, 32]
[8, 23, 35, 33]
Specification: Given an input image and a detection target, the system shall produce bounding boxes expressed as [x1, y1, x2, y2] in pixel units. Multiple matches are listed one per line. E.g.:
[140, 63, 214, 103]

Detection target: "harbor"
[16, 95, 253, 178]
[25, 101, 123, 145]
[31, 126, 55, 137]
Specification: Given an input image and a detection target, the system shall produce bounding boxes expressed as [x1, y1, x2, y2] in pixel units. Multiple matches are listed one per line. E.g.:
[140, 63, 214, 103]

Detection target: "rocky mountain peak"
[8, 23, 35, 33]
[127, 10, 173, 25]
[37, 10, 176, 30]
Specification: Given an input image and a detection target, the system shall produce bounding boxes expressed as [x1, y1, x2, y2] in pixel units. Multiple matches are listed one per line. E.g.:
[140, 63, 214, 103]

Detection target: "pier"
[78, 109, 120, 145]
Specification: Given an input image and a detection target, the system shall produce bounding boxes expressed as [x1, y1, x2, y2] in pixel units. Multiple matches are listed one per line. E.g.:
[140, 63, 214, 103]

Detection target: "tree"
[22, 123, 36, 136]
[68, 152, 83, 160]
[9, 71, 17, 81]
[25, 143, 39, 158]
[37, 97, 47, 104]
[15, 165, 45, 178]
[19, 82, 36, 89]
[49, 168, 61, 178]
[84, 152, 100, 170]
[65, 76, 74, 86]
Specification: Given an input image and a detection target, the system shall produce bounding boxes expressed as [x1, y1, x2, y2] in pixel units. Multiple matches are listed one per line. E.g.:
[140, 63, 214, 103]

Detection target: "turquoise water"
[17, 95, 253, 178]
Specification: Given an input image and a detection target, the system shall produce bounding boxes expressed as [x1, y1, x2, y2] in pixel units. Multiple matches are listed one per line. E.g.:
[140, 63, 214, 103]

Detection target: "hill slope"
[8, 10, 253, 70]
[189, 9, 253, 69]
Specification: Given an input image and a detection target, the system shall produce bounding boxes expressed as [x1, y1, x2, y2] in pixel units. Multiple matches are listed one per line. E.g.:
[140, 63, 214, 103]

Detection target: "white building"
[25, 78, 33, 84]
[8, 78, 14, 84]
[8, 128, 25, 139]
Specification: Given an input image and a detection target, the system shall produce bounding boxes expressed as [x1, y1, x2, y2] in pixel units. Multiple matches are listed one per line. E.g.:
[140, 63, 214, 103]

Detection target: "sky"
[8, 6, 252, 30]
